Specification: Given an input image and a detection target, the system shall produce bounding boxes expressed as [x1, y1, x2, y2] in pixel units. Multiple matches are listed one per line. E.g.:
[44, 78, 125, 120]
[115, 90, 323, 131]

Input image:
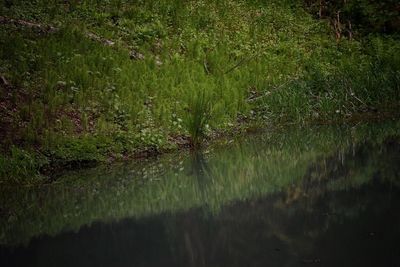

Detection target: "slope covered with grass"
[0, 0, 399, 183]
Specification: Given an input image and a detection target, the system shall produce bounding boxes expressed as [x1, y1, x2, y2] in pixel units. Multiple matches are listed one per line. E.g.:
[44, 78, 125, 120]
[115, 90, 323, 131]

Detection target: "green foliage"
[184, 89, 213, 146]
[0, 147, 48, 184]
[0, 0, 399, 182]
[46, 136, 106, 163]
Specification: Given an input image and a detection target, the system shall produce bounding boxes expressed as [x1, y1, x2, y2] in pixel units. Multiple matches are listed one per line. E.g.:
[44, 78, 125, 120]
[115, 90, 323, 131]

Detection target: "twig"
[224, 53, 259, 75]
[86, 32, 115, 46]
[247, 76, 300, 102]
[0, 15, 118, 46]
[0, 16, 151, 63]
[0, 75, 9, 86]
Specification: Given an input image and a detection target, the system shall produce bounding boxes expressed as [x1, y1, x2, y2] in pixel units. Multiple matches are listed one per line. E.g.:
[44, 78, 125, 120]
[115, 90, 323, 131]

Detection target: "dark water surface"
[1, 121, 400, 267]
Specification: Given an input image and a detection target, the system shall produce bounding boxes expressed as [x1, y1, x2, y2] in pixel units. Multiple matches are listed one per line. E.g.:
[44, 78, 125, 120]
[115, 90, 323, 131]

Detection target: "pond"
[1, 120, 400, 267]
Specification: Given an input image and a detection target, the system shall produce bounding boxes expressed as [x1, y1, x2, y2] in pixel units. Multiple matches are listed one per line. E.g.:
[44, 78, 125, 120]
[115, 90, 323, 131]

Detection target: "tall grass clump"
[184, 88, 213, 147]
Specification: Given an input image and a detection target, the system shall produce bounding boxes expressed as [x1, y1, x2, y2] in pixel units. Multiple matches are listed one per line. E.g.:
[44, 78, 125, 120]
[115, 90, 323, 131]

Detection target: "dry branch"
[0, 16, 58, 33]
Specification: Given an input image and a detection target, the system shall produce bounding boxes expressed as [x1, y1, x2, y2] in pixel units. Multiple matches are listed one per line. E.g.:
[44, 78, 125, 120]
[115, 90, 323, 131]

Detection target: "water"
[1, 121, 400, 266]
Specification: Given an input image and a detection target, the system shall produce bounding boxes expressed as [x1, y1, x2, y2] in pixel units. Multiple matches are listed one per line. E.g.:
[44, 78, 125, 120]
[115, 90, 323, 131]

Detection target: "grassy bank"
[0, 0, 399, 184]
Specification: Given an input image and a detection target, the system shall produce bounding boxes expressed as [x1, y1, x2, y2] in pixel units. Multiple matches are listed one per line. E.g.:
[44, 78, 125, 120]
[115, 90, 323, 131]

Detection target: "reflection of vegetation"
[0, 121, 399, 246]
[164, 176, 400, 267]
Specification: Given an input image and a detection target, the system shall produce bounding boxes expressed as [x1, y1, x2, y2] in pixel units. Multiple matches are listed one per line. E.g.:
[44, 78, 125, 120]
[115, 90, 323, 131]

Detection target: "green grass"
[184, 88, 213, 146]
[0, 0, 399, 183]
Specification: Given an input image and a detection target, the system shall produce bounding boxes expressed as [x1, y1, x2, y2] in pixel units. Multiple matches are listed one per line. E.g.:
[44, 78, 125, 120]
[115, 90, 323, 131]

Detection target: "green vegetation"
[1, 120, 399, 246]
[0, 0, 399, 183]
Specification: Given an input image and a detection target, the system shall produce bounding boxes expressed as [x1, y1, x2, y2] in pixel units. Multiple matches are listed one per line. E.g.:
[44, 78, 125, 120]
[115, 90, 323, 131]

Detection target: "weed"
[184, 89, 213, 147]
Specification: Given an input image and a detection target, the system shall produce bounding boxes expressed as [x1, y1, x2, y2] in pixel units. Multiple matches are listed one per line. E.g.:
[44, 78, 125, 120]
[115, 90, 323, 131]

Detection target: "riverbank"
[1, 0, 399, 184]
[1, 118, 399, 246]
[2, 109, 399, 186]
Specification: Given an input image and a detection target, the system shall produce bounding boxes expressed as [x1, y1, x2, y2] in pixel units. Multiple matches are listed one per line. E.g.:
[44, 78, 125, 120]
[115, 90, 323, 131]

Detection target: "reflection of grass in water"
[0, 121, 399, 245]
